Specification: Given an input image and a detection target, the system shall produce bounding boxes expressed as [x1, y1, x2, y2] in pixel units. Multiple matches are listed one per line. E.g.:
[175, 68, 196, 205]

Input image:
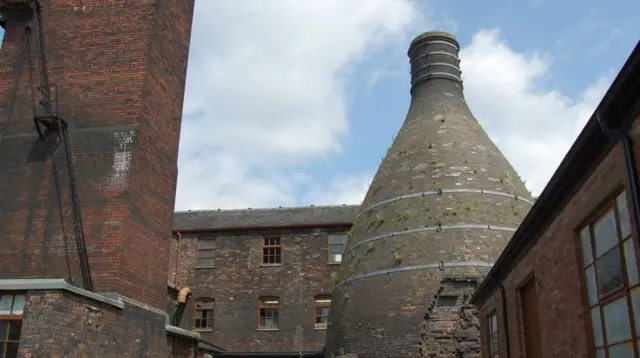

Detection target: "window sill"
[260, 264, 282, 267]
[314, 326, 327, 330]
[327, 262, 341, 266]
[257, 328, 280, 331]
[195, 266, 216, 269]
[193, 328, 213, 332]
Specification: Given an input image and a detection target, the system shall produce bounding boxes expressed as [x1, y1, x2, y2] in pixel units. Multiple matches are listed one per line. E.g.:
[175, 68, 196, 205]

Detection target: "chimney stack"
[324, 31, 533, 357]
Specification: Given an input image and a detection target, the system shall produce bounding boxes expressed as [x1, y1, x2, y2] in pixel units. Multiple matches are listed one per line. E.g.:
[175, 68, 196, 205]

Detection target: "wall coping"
[0, 278, 124, 309]
[166, 324, 201, 340]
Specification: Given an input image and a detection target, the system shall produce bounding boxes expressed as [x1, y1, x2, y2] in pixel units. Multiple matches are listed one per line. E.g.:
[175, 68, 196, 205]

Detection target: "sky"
[2, 1, 638, 211]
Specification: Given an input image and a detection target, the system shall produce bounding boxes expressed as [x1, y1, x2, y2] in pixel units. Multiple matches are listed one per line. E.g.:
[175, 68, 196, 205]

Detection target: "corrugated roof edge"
[470, 40, 640, 305]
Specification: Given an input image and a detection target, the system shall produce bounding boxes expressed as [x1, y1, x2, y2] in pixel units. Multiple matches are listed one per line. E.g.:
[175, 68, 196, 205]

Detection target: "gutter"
[597, 113, 640, 242]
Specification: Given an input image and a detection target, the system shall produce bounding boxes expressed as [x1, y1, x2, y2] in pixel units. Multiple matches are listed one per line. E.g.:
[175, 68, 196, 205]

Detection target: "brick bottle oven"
[0, 0, 195, 356]
[324, 31, 533, 357]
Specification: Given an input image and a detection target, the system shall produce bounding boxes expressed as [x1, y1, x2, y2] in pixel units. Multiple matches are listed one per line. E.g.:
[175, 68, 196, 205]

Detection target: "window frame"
[0, 292, 26, 358]
[578, 190, 640, 358]
[486, 310, 499, 358]
[261, 236, 282, 266]
[258, 296, 280, 330]
[328, 233, 347, 265]
[193, 298, 215, 331]
[196, 239, 216, 267]
[314, 295, 331, 329]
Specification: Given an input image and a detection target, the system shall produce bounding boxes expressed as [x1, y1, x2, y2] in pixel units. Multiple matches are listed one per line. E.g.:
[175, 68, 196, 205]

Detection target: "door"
[520, 276, 543, 358]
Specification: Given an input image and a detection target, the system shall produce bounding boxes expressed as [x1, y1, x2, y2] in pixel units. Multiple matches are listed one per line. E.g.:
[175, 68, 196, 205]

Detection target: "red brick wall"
[19, 290, 169, 357]
[0, 0, 194, 309]
[168, 335, 196, 358]
[169, 228, 345, 352]
[478, 117, 640, 358]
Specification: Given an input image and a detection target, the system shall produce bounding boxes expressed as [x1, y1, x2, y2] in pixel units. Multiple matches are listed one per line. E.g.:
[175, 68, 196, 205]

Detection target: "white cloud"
[176, 0, 421, 210]
[176, 2, 614, 211]
[460, 29, 611, 195]
[302, 174, 373, 206]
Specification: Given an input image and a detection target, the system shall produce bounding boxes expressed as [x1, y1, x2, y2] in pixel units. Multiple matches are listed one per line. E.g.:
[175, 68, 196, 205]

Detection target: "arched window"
[314, 295, 331, 329]
[194, 298, 214, 330]
[258, 296, 279, 329]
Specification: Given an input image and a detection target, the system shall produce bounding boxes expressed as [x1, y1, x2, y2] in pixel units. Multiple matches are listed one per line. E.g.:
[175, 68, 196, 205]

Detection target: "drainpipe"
[490, 276, 511, 358]
[175, 230, 183, 286]
[597, 113, 640, 243]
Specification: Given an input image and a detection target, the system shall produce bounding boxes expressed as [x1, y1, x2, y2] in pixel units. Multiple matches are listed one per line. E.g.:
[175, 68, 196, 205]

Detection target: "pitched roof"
[173, 205, 360, 231]
[470, 39, 640, 305]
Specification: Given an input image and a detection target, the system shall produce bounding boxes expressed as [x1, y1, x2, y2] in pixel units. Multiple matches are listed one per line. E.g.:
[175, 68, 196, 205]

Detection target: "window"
[580, 191, 640, 358]
[328, 234, 347, 264]
[258, 297, 279, 329]
[0, 293, 25, 358]
[262, 237, 282, 265]
[314, 295, 331, 329]
[194, 298, 214, 330]
[487, 311, 499, 358]
[196, 239, 216, 267]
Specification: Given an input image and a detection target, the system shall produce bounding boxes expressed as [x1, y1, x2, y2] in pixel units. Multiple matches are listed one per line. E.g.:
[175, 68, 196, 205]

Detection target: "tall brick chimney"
[0, 0, 195, 311]
[324, 31, 533, 357]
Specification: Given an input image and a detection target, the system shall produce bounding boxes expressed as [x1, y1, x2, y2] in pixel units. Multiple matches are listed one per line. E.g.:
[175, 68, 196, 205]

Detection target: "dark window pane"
[6, 342, 18, 358]
[7, 320, 21, 341]
[595, 247, 624, 296]
[0, 320, 8, 340]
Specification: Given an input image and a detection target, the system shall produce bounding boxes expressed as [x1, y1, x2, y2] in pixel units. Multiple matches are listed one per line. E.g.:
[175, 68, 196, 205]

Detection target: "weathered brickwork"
[18, 290, 168, 357]
[168, 335, 196, 358]
[169, 226, 348, 352]
[477, 116, 640, 358]
[0, 0, 194, 310]
[420, 279, 481, 358]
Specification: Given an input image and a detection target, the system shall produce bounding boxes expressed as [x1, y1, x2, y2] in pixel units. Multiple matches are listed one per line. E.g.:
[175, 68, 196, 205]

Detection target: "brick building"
[470, 40, 640, 358]
[0, 1, 217, 357]
[170, 205, 358, 357]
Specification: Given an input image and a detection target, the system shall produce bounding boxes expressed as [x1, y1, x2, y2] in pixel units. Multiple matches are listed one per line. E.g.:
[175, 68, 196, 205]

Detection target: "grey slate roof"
[173, 205, 360, 231]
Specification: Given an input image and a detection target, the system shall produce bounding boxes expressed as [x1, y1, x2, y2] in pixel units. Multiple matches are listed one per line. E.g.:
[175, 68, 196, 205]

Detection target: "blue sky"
[175, 0, 638, 210]
[2, 1, 638, 210]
